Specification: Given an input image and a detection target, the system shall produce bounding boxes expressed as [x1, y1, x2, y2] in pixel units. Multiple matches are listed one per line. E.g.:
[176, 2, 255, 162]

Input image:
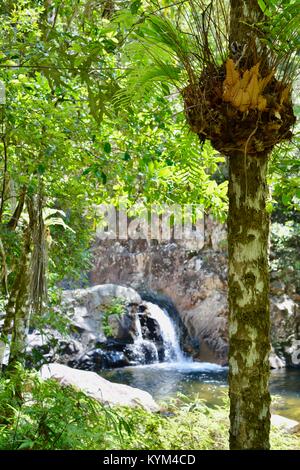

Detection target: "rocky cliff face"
[90, 217, 300, 368]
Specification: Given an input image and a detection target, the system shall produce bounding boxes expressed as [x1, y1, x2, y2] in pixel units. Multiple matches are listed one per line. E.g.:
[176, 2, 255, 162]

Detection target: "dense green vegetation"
[0, 368, 299, 450]
[0, 0, 299, 451]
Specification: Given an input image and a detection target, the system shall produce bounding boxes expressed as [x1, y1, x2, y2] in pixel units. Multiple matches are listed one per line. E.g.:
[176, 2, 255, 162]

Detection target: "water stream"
[129, 311, 159, 364]
[102, 363, 300, 421]
[143, 302, 187, 363]
[102, 302, 300, 422]
[127, 301, 189, 365]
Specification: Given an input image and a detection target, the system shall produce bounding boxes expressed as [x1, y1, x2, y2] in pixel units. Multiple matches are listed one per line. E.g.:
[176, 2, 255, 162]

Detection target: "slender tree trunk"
[0, 187, 28, 367]
[0, 225, 32, 370]
[0, 195, 35, 370]
[0, 236, 8, 294]
[7, 226, 32, 369]
[228, 152, 271, 449]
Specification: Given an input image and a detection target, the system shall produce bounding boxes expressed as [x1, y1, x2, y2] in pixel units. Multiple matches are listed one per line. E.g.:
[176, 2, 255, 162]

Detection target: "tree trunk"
[0, 195, 35, 370]
[227, 0, 271, 451]
[0, 225, 32, 370]
[8, 226, 32, 369]
[228, 151, 271, 449]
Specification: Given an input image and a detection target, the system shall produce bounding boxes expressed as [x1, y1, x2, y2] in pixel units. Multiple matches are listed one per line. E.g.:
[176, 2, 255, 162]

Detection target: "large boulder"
[27, 284, 143, 369]
[62, 284, 142, 348]
[40, 363, 159, 412]
[27, 284, 184, 371]
[70, 348, 130, 371]
[271, 414, 300, 434]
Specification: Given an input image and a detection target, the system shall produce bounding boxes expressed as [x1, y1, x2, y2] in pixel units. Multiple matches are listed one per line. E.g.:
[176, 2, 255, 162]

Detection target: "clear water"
[101, 363, 300, 422]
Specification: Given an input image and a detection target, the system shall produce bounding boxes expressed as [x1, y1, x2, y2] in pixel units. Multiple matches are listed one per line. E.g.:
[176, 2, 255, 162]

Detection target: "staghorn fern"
[113, 0, 299, 106]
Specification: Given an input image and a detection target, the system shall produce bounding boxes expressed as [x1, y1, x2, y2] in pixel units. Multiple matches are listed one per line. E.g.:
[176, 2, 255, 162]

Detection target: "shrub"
[101, 298, 126, 337]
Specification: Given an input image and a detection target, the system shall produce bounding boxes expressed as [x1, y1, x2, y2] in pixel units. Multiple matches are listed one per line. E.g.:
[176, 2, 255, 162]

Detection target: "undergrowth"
[0, 367, 299, 450]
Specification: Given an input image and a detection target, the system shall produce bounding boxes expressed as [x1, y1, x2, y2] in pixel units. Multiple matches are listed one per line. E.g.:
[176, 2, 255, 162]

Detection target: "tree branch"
[6, 186, 27, 231]
[0, 236, 8, 295]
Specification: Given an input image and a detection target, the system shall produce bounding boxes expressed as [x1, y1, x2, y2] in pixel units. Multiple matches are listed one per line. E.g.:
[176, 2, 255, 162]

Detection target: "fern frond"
[113, 63, 182, 107]
[176, 153, 206, 185]
[142, 15, 197, 80]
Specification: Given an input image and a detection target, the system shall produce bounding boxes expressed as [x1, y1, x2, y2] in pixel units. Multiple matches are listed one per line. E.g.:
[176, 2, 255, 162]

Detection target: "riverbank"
[0, 368, 299, 450]
[102, 363, 300, 422]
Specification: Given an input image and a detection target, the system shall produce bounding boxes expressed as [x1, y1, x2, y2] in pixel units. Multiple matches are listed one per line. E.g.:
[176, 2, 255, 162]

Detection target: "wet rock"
[125, 341, 159, 365]
[58, 340, 81, 356]
[106, 311, 136, 343]
[269, 349, 285, 369]
[139, 315, 161, 341]
[139, 315, 164, 361]
[70, 348, 130, 371]
[96, 338, 129, 352]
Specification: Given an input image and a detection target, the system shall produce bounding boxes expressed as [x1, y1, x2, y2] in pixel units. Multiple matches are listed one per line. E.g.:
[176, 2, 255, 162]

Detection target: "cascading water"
[128, 301, 188, 365]
[145, 302, 186, 362]
[131, 314, 159, 364]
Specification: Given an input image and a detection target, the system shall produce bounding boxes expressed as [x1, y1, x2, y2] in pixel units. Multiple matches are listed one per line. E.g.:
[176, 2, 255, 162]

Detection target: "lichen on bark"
[228, 151, 271, 449]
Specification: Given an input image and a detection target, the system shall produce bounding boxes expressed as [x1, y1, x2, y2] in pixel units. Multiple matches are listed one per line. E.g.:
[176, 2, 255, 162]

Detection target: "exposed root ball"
[182, 59, 296, 156]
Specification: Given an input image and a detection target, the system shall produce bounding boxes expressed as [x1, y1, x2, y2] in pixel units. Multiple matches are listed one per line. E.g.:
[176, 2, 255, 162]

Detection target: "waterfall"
[128, 301, 188, 365]
[131, 314, 159, 364]
[145, 302, 186, 363]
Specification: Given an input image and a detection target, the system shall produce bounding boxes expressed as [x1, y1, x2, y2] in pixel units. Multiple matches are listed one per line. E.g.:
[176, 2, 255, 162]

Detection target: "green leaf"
[158, 167, 172, 178]
[257, 0, 267, 12]
[37, 164, 46, 175]
[18, 440, 35, 450]
[130, 0, 142, 15]
[123, 151, 131, 161]
[104, 142, 112, 153]
[100, 171, 107, 184]
[282, 193, 291, 206]
[257, 0, 273, 16]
